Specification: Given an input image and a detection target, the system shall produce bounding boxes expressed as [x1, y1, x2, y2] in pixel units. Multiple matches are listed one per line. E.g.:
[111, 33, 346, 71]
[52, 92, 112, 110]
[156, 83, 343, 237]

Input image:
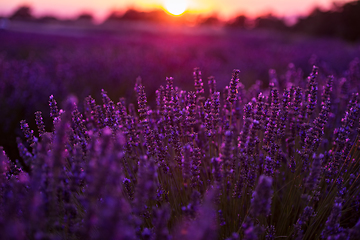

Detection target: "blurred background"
[0, 0, 360, 160]
[1, 0, 360, 41]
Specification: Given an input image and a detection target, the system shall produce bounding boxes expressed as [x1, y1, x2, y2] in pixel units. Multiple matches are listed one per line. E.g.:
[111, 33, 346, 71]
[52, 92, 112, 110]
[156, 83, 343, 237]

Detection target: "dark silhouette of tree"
[105, 9, 163, 22]
[37, 15, 59, 24]
[340, 0, 360, 41]
[227, 15, 247, 28]
[9, 5, 33, 21]
[144, 10, 168, 22]
[121, 9, 144, 21]
[76, 13, 94, 25]
[104, 8, 188, 25]
[201, 15, 221, 26]
[293, 0, 360, 41]
[77, 13, 93, 22]
[104, 11, 123, 22]
[225, 0, 360, 42]
[254, 14, 287, 31]
[293, 8, 342, 37]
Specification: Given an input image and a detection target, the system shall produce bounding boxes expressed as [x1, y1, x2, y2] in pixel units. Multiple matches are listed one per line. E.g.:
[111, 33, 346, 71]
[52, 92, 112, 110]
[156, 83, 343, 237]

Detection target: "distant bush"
[37, 16, 59, 24]
[293, 0, 360, 41]
[228, 1, 360, 42]
[200, 15, 221, 26]
[75, 13, 94, 24]
[9, 5, 34, 22]
[104, 9, 173, 24]
[227, 15, 247, 28]
[254, 14, 288, 31]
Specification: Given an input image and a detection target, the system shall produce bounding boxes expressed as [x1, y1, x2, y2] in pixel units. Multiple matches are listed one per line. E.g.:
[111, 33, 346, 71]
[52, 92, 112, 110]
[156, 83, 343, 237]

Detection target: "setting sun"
[164, 0, 188, 16]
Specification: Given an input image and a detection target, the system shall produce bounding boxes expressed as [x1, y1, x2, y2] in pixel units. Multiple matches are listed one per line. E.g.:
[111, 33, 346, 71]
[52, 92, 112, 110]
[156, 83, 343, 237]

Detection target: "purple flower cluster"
[1, 61, 360, 240]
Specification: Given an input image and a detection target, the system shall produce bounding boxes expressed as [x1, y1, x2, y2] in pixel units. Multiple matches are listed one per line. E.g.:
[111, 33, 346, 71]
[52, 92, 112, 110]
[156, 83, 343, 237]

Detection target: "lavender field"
[1, 26, 360, 239]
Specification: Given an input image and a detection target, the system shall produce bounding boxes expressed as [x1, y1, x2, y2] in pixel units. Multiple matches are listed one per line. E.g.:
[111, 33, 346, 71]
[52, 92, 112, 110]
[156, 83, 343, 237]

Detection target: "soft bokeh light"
[164, 0, 188, 15]
[0, 0, 354, 22]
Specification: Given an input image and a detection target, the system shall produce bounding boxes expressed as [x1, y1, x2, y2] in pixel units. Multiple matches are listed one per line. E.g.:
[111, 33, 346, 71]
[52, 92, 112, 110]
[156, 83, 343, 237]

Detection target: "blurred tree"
[9, 5, 33, 21]
[293, 8, 342, 37]
[37, 16, 59, 24]
[76, 13, 94, 25]
[104, 11, 123, 22]
[293, 0, 360, 41]
[104, 8, 187, 25]
[341, 0, 360, 41]
[77, 13, 93, 21]
[121, 9, 144, 21]
[227, 15, 247, 28]
[254, 14, 287, 31]
[201, 15, 221, 26]
[144, 10, 168, 23]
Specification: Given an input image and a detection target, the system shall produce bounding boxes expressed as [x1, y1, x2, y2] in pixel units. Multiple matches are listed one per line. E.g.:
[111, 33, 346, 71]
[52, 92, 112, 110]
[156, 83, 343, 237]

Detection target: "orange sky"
[0, 0, 353, 22]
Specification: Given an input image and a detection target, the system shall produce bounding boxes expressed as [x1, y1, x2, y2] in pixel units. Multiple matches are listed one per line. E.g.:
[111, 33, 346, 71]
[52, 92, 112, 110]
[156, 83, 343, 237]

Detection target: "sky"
[0, 0, 353, 22]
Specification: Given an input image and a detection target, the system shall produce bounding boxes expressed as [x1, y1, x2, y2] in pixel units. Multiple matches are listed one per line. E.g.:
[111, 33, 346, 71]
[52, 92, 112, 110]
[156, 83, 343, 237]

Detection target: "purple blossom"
[194, 67, 205, 102]
[1, 60, 360, 240]
[322, 197, 343, 239]
[250, 175, 273, 218]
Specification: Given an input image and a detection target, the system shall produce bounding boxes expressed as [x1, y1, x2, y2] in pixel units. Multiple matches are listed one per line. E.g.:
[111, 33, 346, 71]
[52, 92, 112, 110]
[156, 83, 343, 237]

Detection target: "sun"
[164, 0, 188, 16]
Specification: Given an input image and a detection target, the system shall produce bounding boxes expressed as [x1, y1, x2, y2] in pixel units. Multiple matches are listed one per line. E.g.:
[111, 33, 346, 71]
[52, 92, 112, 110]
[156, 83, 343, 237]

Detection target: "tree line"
[3, 1, 360, 41]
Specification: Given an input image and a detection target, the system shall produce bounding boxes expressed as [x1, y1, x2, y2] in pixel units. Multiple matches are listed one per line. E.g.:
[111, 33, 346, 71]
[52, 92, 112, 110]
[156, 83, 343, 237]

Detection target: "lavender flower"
[116, 99, 128, 131]
[49, 94, 59, 121]
[218, 209, 226, 226]
[35, 111, 46, 138]
[263, 84, 280, 154]
[225, 232, 239, 240]
[322, 75, 334, 103]
[182, 190, 201, 219]
[0, 147, 11, 178]
[265, 225, 276, 240]
[232, 169, 244, 199]
[321, 197, 343, 239]
[238, 103, 252, 153]
[186, 91, 197, 131]
[242, 220, 260, 240]
[210, 91, 221, 138]
[182, 144, 192, 181]
[175, 186, 218, 240]
[250, 175, 273, 218]
[123, 177, 134, 201]
[305, 66, 318, 120]
[264, 156, 274, 177]
[221, 130, 233, 180]
[152, 204, 171, 240]
[194, 67, 205, 102]
[208, 76, 217, 96]
[211, 157, 222, 183]
[20, 120, 35, 146]
[191, 147, 202, 188]
[137, 84, 148, 121]
[305, 153, 323, 191]
[293, 87, 303, 118]
[293, 206, 315, 239]
[72, 105, 89, 141]
[228, 69, 240, 104]
[133, 155, 158, 216]
[16, 137, 32, 169]
[278, 89, 290, 139]
[204, 99, 213, 137]
[349, 218, 360, 239]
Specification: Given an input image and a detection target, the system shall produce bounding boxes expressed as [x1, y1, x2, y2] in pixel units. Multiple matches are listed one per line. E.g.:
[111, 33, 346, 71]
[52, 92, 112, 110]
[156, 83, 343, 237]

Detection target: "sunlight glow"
[164, 0, 188, 15]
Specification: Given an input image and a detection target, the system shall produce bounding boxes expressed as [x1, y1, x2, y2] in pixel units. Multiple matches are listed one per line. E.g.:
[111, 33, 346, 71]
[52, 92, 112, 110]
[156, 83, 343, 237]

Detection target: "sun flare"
[164, 0, 188, 16]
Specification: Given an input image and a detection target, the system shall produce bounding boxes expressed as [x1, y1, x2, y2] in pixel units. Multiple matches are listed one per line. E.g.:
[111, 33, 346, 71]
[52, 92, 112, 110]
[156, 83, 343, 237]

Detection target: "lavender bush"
[1, 61, 360, 240]
[1, 29, 360, 163]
